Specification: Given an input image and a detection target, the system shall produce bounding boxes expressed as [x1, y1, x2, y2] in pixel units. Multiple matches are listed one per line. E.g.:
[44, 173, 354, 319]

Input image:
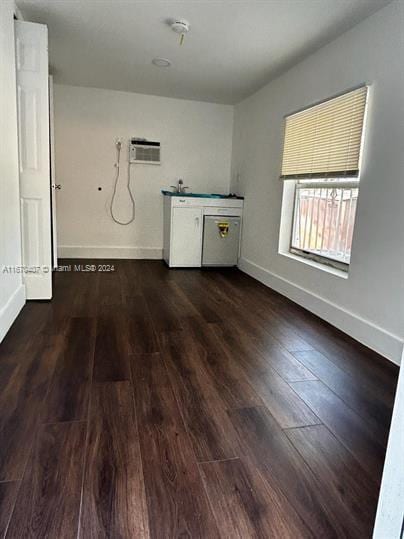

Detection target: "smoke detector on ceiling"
[170, 19, 190, 45]
[171, 19, 190, 34]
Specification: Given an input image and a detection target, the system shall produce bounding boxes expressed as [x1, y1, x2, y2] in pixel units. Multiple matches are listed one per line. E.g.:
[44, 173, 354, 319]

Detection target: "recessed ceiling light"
[152, 57, 171, 67]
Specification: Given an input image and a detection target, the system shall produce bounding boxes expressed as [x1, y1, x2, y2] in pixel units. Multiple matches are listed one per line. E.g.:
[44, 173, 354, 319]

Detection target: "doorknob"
[53, 184, 61, 190]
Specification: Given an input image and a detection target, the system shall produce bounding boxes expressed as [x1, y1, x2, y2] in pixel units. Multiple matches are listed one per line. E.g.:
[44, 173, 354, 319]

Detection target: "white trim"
[373, 349, 404, 538]
[0, 284, 26, 343]
[57, 245, 163, 260]
[238, 257, 403, 366]
[49, 74, 58, 269]
[280, 251, 348, 279]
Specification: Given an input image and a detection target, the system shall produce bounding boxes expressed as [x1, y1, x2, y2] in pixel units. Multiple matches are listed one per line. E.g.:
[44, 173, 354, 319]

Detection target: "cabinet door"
[171, 207, 203, 267]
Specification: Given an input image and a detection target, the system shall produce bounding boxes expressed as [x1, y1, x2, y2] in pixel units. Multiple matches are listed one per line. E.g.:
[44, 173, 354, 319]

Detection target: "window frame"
[289, 178, 360, 272]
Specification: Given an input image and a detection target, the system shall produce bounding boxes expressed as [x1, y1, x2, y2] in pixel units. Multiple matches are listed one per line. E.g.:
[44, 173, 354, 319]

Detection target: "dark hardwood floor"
[0, 260, 398, 538]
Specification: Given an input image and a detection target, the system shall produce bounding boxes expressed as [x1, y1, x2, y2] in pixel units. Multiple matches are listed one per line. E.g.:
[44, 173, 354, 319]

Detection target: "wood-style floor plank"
[292, 349, 392, 444]
[199, 457, 310, 538]
[124, 295, 159, 354]
[133, 259, 173, 288]
[279, 300, 397, 403]
[80, 381, 149, 538]
[228, 405, 358, 537]
[0, 303, 50, 356]
[131, 353, 219, 538]
[93, 316, 130, 382]
[176, 274, 225, 324]
[161, 332, 242, 461]
[43, 318, 95, 422]
[71, 268, 100, 317]
[256, 310, 315, 353]
[119, 260, 142, 300]
[41, 270, 75, 334]
[286, 424, 379, 538]
[215, 269, 397, 400]
[98, 270, 123, 310]
[142, 284, 184, 333]
[189, 271, 315, 378]
[7, 421, 86, 539]
[228, 316, 317, 383]
[290, 380, 387, 477]
[182, 317, 263, 409]
[212, 322, 321, 428]
[204, 271, 315, 353]
[0, 481, 19, 537]
[0, 335, 61, 480]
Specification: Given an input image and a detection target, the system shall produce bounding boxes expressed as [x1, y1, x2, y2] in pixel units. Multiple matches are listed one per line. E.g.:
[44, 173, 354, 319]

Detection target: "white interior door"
[15, 21, 52, 299]
[49, 75, 58, 269]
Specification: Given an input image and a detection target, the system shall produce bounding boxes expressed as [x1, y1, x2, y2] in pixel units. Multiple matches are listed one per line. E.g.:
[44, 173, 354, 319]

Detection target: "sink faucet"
[170, 178, 189, 193]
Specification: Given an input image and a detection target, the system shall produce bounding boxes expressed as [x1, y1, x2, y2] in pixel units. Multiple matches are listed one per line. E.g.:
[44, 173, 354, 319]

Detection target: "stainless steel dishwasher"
[202, 215, 241, 266]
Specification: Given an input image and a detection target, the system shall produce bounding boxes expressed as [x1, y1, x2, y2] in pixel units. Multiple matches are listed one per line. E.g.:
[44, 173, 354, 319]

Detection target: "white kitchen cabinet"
[163, 193, 243, 268]
[170, 206, 203, 267]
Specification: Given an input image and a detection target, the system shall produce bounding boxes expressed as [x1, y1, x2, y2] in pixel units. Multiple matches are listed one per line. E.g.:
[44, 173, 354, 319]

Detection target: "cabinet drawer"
[202, 207, 243, 217]
[172, 197, 210, 207]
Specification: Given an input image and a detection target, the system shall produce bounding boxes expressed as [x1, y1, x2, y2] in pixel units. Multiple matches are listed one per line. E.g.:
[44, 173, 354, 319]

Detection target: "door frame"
[49, 74, 58, 269]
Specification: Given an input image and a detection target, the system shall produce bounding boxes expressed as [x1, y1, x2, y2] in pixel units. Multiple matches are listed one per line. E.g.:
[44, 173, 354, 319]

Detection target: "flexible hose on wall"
[110, 141, 136, 225]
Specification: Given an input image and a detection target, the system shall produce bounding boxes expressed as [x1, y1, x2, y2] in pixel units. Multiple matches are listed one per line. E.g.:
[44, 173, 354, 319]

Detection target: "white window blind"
[280, 86, 368, 180]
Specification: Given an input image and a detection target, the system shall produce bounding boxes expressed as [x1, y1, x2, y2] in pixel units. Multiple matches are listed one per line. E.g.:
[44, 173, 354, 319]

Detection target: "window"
[280, 86, 368, 270]
[291, 178, 358, 267]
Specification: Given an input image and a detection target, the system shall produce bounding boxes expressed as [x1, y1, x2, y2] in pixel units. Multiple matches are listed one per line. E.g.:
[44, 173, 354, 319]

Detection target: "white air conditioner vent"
[129, 138, 161, 164]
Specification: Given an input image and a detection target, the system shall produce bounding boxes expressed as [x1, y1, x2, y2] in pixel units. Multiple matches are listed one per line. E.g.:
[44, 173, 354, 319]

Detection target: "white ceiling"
[18, 0, 390, 104]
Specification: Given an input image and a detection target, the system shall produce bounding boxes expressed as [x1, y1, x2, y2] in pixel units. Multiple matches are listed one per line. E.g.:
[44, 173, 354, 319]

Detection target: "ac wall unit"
[129, 138, 161, 164]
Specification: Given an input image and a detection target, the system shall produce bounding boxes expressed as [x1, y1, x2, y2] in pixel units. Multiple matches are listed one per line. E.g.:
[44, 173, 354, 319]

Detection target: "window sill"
[279, 251, 349, 279]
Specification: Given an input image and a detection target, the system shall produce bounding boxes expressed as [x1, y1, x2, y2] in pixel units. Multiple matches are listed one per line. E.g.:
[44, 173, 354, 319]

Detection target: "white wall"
[231, 1, 404, 364]
[54, 84, 233, 259]
[0, 0, 25, 342]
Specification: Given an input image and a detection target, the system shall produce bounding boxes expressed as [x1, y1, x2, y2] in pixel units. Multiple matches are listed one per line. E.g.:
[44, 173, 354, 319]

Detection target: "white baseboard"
[58, 245, 163, 260]
[0, 284, 26, 343]
[239, 257, 403, 366]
